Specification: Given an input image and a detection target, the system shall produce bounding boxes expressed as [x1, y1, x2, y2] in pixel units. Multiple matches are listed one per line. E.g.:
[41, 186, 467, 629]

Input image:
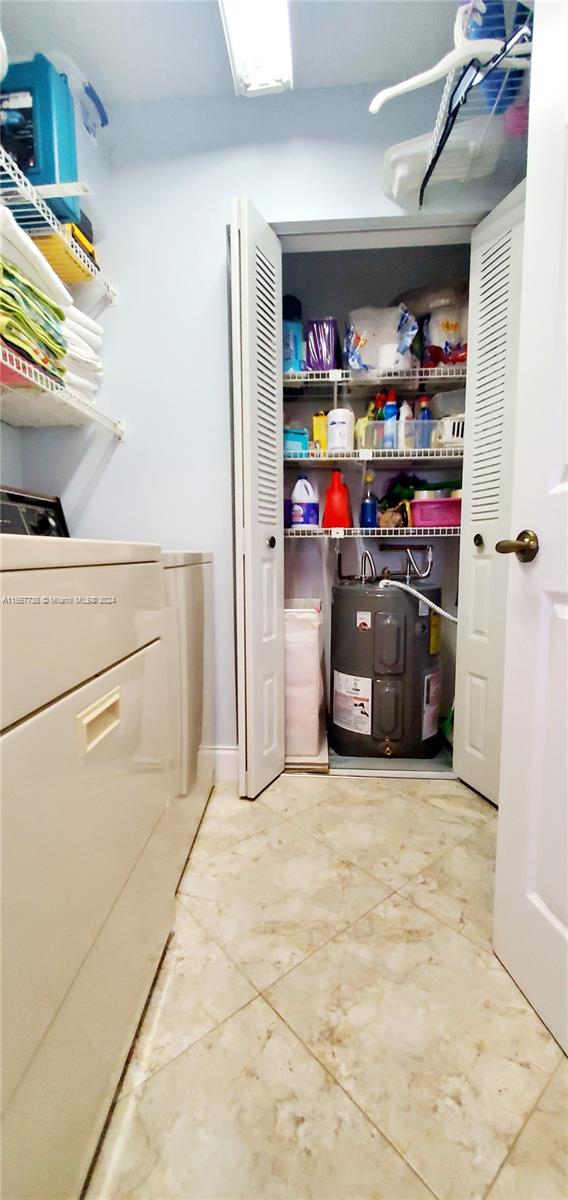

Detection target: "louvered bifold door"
[230, 198, 284, 798]
[454, 189, 525, 802]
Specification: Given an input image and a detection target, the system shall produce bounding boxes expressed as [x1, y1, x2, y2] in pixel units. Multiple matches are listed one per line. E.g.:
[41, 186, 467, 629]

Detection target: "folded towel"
[0, 208, 72, 308]
[0, 320, 65, 380]
[65, 368, 98, 397]
[64, 351, 103, 381]
[0, 260, 67, 338]
[64, 317, 102, 353]
[64, 326, 98, 361]
[0, 290, 67, 365]
[68, 304, 103, 338]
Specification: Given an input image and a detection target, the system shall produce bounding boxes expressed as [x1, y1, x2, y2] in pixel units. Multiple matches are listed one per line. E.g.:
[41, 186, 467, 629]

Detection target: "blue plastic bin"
[1, 54, 80, 224]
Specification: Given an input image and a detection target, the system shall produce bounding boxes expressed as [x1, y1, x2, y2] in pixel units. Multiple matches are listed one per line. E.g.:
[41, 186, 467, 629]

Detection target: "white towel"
[63, 328, 102, 367]
[0, 207, 72, 308]
[64, 317, 102, 353]
[64, 350, 102, 375]
[68, 304, 103, 338]
[65, 368, 99, 397]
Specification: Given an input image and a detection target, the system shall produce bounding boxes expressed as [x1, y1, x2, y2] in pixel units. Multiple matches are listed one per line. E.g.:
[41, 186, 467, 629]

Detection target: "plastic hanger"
[369, 0, 531, 117]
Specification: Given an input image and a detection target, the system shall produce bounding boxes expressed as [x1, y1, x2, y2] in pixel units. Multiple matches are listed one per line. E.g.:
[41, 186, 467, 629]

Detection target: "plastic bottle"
[322, 470, 352, 528]
[383, 390, 398, 450]
[416, 396, 433, 449]
[398, 399, 414, 450]
[291, 476, 319, 526]
[360, 472, 378, 528]
[327, 407, 354, 452]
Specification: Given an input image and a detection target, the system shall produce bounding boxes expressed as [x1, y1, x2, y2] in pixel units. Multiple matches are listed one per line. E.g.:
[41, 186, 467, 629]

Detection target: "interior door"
[453, 186, 525, 802]
[493, 0, 568, 1052]
[230, 197, 284, 798]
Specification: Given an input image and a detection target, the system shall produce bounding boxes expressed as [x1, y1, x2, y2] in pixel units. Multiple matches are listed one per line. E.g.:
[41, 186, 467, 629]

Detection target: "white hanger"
[369, 0, 531, 116]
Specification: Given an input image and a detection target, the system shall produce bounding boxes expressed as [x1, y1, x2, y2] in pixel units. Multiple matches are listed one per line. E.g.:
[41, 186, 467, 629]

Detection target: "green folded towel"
[0, 316, 66, 380]
[0, 279, 67, 350]
[0, 287, 67, 360]
[0, 257, 66, 324]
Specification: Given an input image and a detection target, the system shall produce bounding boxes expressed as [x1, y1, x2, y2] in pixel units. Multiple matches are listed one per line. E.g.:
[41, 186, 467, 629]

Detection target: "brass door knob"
[495, 529, 539, 563]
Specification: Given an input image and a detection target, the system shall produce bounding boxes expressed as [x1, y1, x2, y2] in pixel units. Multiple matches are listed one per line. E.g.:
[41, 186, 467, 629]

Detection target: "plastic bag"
[344, 305, 418, 371]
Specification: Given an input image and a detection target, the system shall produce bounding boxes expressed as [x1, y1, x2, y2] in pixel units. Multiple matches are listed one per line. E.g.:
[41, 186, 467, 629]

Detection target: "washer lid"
[162, 551, 213, 568]
[0, 534, 161, 571]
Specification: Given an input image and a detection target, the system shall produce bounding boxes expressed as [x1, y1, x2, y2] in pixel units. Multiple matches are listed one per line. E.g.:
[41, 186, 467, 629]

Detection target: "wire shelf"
[0, 147, 117, 304]
[0, 346, 124, 438]
[283, 366, 466, 393]
[285, 526, 460, 539]
[284, 447, 463, 466]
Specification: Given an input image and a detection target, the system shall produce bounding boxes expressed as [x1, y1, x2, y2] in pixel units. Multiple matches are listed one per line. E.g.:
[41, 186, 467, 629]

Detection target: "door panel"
[494, 0, 568, 1051]
[454, 188, 525, 802]
[231, 197, 284, 798]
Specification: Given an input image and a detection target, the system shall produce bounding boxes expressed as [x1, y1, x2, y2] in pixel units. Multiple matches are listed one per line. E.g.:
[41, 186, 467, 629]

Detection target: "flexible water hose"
[378, 578, 458, 623]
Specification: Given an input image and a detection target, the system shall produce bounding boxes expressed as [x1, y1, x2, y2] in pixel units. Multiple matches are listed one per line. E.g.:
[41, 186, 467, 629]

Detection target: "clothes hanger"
[418, 20, 532, 207]
[369, 0, 531, 118]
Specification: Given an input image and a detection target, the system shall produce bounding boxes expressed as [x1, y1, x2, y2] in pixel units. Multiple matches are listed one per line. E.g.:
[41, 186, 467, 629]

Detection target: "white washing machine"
[162, 552, 214, 840]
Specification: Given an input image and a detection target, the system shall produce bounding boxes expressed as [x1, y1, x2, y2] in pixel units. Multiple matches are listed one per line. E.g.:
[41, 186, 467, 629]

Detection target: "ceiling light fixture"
[218, 0, 293, 98]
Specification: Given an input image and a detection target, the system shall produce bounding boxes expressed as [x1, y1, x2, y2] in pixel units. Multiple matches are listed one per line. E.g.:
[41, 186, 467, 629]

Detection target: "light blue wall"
[1, 425, 23, 488]
[17, 83, 502, 749]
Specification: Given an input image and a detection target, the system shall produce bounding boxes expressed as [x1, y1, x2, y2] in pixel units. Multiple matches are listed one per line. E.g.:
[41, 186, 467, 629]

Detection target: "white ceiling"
[1, 0, 457, 106]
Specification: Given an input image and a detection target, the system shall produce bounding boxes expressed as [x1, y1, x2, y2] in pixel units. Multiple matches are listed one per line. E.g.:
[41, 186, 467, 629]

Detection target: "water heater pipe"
[378, 578, 458, 624]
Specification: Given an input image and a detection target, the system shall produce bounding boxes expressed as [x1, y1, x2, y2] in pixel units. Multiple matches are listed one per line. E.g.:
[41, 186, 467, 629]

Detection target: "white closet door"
[231, 197, 284, 799]
[493, 0, 568, 1052]
[453, 186, 525, 802]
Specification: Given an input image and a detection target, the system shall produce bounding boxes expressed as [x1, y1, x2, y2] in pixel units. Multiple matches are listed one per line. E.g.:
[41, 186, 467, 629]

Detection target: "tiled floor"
[88, 776, 567, 1200]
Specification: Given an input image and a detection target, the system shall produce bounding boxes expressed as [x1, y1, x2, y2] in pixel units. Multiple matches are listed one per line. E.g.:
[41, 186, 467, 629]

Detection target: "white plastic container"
[430, 388, 466, 420]
[327, 408, 354, 452]
[47, 52, 111, 238]
[284, 600, 323, 757]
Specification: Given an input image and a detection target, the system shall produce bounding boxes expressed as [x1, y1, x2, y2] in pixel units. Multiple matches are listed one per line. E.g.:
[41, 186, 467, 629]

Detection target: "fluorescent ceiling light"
[219, 0, 293, 98]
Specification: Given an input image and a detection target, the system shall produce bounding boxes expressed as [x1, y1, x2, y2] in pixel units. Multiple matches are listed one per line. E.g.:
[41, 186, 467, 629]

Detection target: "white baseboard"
[205, 745, 239, 783]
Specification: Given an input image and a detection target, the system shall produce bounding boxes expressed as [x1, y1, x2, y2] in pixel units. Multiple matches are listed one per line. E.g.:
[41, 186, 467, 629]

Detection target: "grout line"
[115, 991, 263, 1103]
[179, 882, 397, 998]
[393, 889, 500, 959]
[284, 799, 495, 894]
[261, 991, 440, 1200]
[480, 1055, 566, 1199]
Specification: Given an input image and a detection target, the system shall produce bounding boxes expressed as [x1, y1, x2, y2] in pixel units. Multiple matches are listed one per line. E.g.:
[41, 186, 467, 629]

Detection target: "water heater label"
[356, 610, 372, 632]
[422, 670, 441, 740]
[333, 670, 372, 735]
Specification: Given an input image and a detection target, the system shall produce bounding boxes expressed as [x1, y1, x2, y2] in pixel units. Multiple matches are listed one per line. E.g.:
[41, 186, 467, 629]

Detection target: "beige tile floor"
[88, 777, 567, 1200]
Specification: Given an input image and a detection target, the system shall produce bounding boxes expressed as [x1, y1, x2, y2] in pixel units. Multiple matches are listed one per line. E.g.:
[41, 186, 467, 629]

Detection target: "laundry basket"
[284, 600, 323, 756]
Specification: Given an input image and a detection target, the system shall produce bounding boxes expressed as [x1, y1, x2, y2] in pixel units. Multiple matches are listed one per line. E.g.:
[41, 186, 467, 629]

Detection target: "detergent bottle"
[291, 476, 319, 526]
[323, 470, 352, 528]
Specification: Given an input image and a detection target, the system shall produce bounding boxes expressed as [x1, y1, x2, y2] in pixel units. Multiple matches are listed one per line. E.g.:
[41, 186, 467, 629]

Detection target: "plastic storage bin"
[410, 497, 462, 527]
[1, 54, 80, 224]
[284, 427, 309, 455]
[364, 420, 441, 451]
[284, 600, 323, 757]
